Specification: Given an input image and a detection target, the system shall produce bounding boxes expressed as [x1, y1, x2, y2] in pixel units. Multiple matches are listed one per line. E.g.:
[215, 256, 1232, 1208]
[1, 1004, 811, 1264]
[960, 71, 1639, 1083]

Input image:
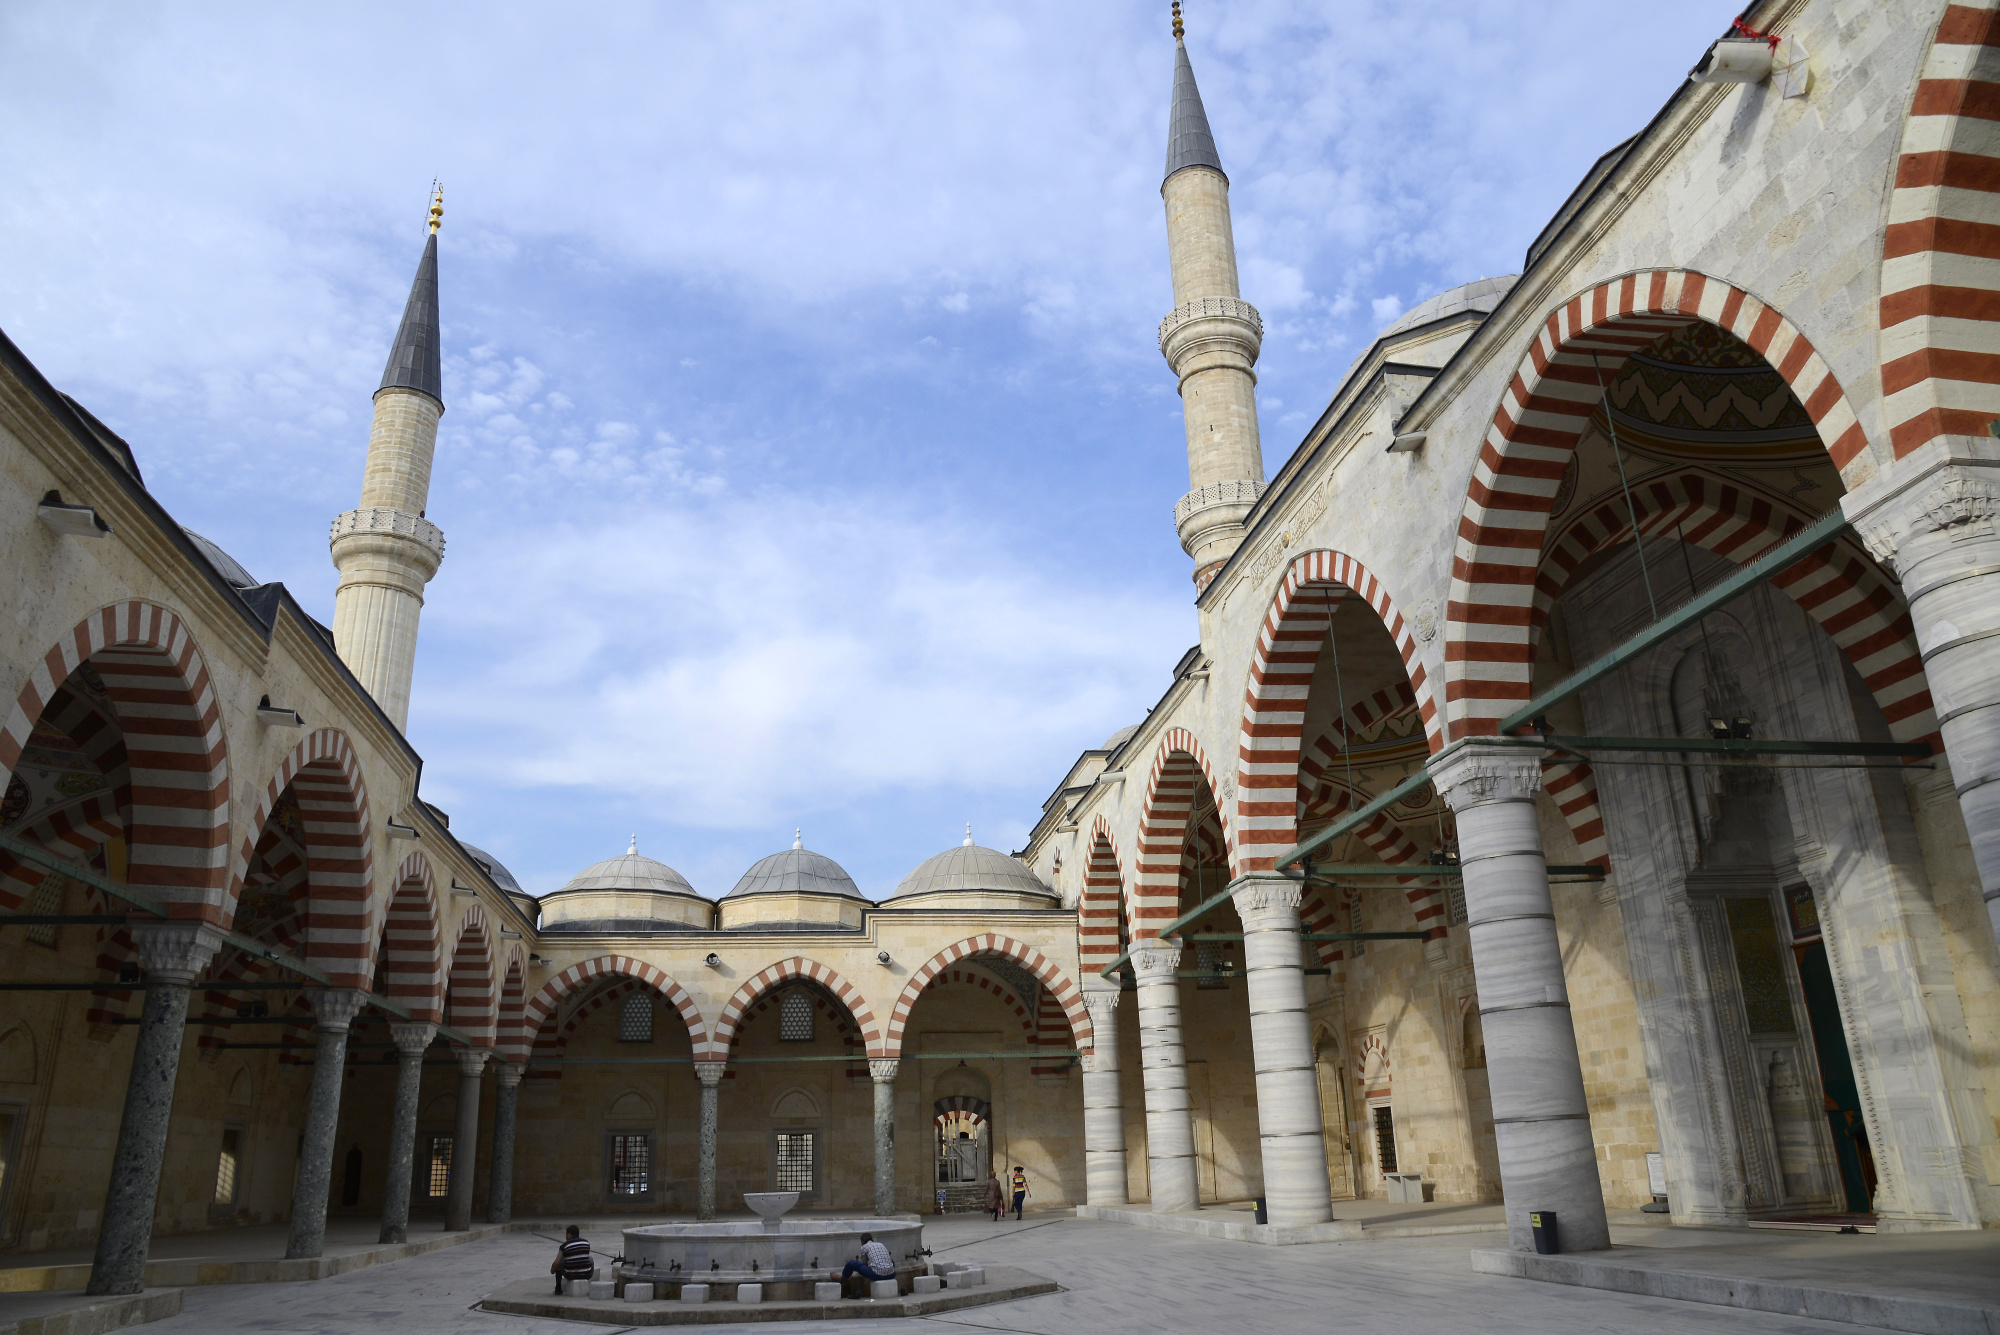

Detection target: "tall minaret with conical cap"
[330, 187, 448, 732]
[1160, 3, 1265, 594]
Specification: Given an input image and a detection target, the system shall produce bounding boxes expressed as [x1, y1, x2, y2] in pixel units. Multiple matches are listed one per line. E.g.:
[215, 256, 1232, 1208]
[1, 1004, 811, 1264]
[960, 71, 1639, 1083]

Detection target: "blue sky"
[0, 2, 1740, 898]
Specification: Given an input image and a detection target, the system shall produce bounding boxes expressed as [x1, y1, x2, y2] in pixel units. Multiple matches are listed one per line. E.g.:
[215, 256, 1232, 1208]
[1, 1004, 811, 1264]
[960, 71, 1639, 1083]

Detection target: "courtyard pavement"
[82, 1209, 1965, 1335]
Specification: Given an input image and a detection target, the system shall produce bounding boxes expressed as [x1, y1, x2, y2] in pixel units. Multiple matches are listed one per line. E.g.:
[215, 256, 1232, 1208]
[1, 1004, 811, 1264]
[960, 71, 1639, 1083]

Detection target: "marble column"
[1079, 981, 1128, 1206]
[378, 1022, 435, 1244]
[285, 988, 370, 1259]
[870, 1059, 898, 1216]
[86, 922, 223, 1296]
[1432, 743, 1608, 1253]
[444, 1048, 488, 1232]
[694, 1061, 725, 1220]
[1132, 941, 1198, 1213]
[486, 1064, 521, 1225]
[1846, 438, 2000, 946]
[1231, 873, 1332, 1226]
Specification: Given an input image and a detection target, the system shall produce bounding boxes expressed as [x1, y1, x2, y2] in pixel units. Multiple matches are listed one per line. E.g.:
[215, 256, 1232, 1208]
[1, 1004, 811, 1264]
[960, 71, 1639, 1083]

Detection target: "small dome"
[182, 528, 259, 590]
[1380, 275, 1518, 339]
[460, 843, 524, 896]
[725, 832, 864, 901]
[559, 849, 699, 898]
[891, 841, 1055, 903]
[1101, 723, 1140, 752]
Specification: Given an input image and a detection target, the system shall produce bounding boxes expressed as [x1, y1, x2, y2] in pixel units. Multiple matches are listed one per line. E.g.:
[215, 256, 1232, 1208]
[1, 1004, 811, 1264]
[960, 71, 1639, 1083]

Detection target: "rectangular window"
[25, 874, 64, 949]
[425, 1134, 454, 1198]
[1372, 1106, 1398, 1175]
[780, 991, 814, 1042]
[774, 1130, 816, 1194]
[1194, 940, 1231, 989]
[212, 1127, 242, 1207]
[618, 992, 654, 1043]
[0, 1104, 19, 1226]
[1446, 882, 1467, 926]
[608, 1132, 653, 1196]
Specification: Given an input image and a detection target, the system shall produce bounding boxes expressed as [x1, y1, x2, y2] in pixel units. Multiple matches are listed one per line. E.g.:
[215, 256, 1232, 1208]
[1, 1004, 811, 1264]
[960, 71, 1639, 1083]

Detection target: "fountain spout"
[743, 1191, 800, 1232]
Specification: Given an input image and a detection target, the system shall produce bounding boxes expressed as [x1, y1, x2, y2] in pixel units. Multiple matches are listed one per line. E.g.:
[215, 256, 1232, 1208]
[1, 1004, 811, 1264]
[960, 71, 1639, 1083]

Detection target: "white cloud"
[1370, 294, 1404, 324]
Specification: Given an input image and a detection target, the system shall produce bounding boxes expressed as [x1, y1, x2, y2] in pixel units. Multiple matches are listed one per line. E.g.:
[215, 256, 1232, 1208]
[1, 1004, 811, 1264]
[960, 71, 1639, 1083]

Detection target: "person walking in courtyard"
[984, 1169, 1004, 1222]
[1010, 1165, 1029, 1219]
[552, 1225, 594, 1294]
[841, 1233, 898, 1298]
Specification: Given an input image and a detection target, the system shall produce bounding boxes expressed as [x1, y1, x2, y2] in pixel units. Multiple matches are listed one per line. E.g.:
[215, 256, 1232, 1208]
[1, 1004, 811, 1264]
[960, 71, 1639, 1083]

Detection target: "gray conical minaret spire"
[1165, 13, 1223, 184]
[378, 226, 442, 406]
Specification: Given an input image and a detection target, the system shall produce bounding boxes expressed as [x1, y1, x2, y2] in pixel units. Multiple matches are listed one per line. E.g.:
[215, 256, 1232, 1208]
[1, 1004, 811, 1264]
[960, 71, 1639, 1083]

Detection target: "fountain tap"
[751, 1260, 760, 1273]
[711, 1260, 720, 1272]
[811, 1257, 819, 1269]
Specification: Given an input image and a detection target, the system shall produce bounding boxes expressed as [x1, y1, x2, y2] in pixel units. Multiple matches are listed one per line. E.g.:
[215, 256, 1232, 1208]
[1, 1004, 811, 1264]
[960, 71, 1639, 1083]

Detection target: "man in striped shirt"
[552, 1225, 595, 1294]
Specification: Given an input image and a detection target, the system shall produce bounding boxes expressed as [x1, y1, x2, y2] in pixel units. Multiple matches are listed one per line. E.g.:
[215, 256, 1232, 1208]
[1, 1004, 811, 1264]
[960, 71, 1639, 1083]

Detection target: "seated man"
[840, 1233, 897, 1298]
[552, 1225, 595, 1294]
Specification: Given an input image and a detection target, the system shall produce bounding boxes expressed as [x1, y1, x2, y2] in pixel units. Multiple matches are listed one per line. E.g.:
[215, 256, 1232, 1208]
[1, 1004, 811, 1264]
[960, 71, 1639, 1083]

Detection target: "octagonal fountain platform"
[620, 1193, 925, 1300]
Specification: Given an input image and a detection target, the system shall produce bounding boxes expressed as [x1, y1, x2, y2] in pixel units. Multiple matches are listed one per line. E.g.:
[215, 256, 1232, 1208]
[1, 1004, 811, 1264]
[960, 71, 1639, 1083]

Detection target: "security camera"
[705, 953, 721, 968]
[877, 951, 893, 966]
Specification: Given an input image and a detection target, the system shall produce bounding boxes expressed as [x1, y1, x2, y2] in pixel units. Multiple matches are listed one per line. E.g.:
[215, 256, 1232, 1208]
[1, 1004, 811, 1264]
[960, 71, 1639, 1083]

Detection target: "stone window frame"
[1367, 1099, 1398, 1179]
[617, 992, 655, 1044]
[421, 1130, 454, 1201]
[0, 1097, 24, 1236]
[769, 1126, 820, 1199]
[603, 1127, 657, 1203]
[209, 1119, 248, 1215]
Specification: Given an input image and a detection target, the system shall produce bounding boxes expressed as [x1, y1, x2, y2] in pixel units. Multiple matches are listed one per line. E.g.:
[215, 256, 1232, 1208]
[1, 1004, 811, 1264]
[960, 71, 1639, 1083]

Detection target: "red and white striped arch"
[376, 852, 443, 1024]
[1237, 551, 1439, 874]
[1296, 681, 1420, 810]
[497, 948, 528, 1064]
[445, 904, 496, 1047]
[516, 954, 703, 1064]
[2, 602, 229, 917]
[1883, 3, 2000, 456]
[1078, 817, 1126, 975]
[885, 933, 1091, 1058]
[704, 957, 881, 1061]
[226, 729, 373, 987]
[1136, 728, 1229, 937]
[1446, 270, 1875, 739]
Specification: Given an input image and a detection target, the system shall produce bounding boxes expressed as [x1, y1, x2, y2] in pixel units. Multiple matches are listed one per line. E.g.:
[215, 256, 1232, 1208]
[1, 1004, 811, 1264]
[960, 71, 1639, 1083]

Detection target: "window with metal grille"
[0, 1105, 17, 1219]
[774, 1130, 816, 1193]
[607, 1132, 652, 1195]
[1350, 898, 1366, 957]
[24, 874, 63, 948]
[425, 1134, 453, 1197]
[1446, 882, 1467, 926]
[212, 1127, 241, 1206]
[1373, 1106, 1398, 1175]
[780, 991, 813, 1042]
[1194, 940, 1230, 989]
[618, 992, 654, 1043]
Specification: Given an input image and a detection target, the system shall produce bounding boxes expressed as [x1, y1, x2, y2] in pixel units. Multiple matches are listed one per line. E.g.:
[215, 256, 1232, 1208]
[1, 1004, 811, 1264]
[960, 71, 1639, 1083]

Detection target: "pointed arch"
[445, 905, 496, 1047]
[884, 933, 1092, 1059]
[1135, 727, 1230, 936]
[1881, 3, 2000, 456]
[704, 957, 881, 1060]
[1446, 268, 1878, 738]
[227, 729, 373, 985]
[1078, 816, 1127, 975]
[1236, 552, 1438, 874]
[375, 852, 443, 1024]
[516, 954, 703, 1065]
[1, 602, 229, 918]
[497, 947, 527, 1064]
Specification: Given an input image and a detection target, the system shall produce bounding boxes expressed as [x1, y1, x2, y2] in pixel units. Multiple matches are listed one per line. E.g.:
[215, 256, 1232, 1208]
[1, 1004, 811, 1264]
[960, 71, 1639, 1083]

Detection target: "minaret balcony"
[330, 506, 447, 567]
[1159, 297, 1263, 373]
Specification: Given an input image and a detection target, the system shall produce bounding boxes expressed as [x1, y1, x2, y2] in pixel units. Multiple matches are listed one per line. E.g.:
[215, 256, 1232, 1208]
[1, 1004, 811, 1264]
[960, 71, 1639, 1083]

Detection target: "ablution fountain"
[618, 1191, 927, 1300]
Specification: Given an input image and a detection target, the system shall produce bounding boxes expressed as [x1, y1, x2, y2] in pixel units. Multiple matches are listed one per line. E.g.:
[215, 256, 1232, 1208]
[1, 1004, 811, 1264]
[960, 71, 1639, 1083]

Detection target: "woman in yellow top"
[1009, 1165, 1029, 1220]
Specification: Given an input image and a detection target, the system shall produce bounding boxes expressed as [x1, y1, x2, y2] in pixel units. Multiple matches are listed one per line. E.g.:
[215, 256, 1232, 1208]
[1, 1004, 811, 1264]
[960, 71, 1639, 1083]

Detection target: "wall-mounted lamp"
[255, 695, 303, 727]
[386, 822, 419, 841]
[876, 951, 893, 967]
[529, 954, 547, 965]
[1386, 431, 1427, 454]
[38, 490, 111, 538]
[705, 953, 721, 968]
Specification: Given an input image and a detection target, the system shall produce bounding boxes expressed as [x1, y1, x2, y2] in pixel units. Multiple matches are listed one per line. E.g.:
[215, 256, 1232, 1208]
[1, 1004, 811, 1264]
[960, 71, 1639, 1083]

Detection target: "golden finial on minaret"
[427, 181, 444, 235]
[1172, 1, 1184, 41]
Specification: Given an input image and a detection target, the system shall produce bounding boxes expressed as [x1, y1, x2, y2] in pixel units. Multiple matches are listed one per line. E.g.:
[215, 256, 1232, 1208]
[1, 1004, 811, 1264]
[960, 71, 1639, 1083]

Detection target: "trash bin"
[1253, 1197, 1267, 1225]
[1529, 1210, 1558, 1255]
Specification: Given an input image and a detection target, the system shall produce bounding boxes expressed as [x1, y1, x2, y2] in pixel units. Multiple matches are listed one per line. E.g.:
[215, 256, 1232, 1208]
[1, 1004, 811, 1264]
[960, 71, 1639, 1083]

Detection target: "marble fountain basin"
[621, 1200, 924, 1300]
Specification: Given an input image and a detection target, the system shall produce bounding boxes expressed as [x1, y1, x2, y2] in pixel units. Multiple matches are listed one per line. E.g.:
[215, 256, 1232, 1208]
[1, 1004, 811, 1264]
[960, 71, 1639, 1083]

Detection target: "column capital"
[1229, 871, 1304, 927]
[694, 1061, 727, 1088]
[1131, 940, 1183, 978]
[1080, 986, 1121, 1022]
[494, 1062, 523, 1089]
[868, 1059, 899, 1083]
[388, 1021, 437, 1055]
[1079, 1051, 1110, 1074]
[128, 921, 226, 985]
[1429, 742, 1543, 812]
[1841, 437, 2000, 573]
[455, 1047, 491, 1078]
[310, 988, 370, 1034]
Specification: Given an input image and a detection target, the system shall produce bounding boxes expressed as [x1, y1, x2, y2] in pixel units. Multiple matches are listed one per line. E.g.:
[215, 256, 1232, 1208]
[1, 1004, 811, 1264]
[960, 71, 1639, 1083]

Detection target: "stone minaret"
[1160, 4, 1265, 594]
[331, 189, 448, 732]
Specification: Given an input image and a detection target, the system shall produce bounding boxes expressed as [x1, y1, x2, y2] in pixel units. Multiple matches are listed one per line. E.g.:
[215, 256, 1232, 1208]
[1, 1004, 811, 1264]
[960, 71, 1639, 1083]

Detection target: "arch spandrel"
[516, 953, 704, 1065]
[884, 932, 1092, 1060]
[703, 956, 882, 1061]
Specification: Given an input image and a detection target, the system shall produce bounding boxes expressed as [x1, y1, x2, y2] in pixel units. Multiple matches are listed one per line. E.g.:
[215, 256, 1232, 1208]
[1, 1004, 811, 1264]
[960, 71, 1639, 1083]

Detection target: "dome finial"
[1172, 2, 1183, 41]
[428, 180, 444, 235]
[793, 827, 803, 850]
[963, 823, 974, 847]
[629, 833, 637, 855]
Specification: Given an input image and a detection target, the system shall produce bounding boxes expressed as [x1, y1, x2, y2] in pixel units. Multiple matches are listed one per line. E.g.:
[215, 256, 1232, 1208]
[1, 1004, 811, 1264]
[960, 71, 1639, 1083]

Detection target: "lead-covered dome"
[717, 832, 867, 933]
[540, 838, 712, 935]
[724, 834, 864, 901]
[887, 831, 1058, 910]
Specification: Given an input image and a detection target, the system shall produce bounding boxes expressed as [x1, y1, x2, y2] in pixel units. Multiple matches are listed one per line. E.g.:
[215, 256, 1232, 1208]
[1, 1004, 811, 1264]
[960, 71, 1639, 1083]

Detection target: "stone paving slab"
[476, 1264, 1058, 1324]
[1075, 1198, 1520, 1244]
[0, 1226, 507, 1293]
[1472, 1229, 2000, 1335]
[0, 1288, 181, 1335]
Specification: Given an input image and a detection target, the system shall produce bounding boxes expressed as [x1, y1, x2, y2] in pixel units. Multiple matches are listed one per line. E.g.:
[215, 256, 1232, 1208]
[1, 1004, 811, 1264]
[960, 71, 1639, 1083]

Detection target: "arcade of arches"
[1, 0, 1999, 1303]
